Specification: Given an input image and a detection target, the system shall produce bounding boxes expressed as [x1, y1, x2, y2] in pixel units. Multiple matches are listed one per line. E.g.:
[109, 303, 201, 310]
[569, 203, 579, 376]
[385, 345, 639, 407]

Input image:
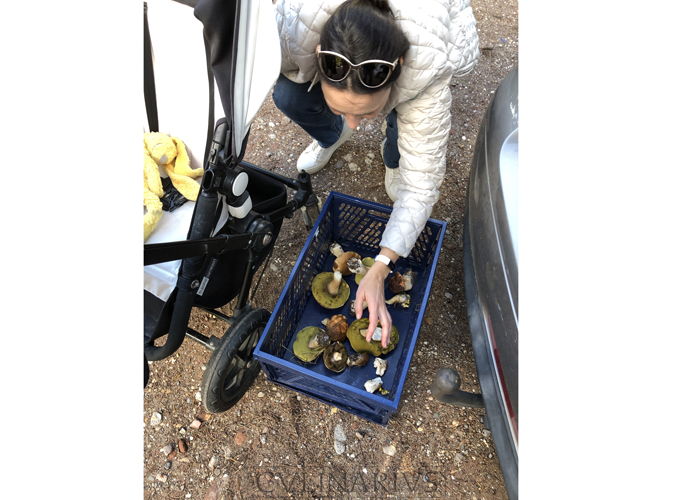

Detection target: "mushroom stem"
[347, 257, 369, 276]
[327, 271, 342, 296]
[329, 242, 344, 257]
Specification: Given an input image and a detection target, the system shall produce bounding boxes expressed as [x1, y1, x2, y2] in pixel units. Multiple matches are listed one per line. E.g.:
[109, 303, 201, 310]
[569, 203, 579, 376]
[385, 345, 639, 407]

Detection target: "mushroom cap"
[292, 326, 329, 362]
[346, 318, 399, 356]
[354, 257, 374, 285]
[323, 342, 348, 372]
[388, 272, 406, 294]
[312, 272, 351, 309]
[347, 351, 370, 368]
[325, 314, 349, 342]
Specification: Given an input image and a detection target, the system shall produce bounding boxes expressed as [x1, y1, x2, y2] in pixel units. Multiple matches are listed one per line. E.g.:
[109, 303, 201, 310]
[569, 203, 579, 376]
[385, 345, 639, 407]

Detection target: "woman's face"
[321, 82, 391, 130]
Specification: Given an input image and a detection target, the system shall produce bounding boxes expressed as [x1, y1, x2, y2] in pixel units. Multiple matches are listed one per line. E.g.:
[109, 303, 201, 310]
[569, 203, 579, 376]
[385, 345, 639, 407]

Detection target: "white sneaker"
[296, 119, 354, 174]
[381, 139, 400, 202]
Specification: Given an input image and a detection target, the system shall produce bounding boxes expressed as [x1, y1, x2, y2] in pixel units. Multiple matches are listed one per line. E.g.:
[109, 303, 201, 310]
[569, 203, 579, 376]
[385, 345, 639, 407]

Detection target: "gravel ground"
[144, 1, 518, 499]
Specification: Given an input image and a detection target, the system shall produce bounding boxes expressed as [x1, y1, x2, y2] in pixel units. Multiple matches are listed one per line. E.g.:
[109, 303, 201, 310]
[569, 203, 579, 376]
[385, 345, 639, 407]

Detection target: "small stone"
[209, 456, 218, 469]
[235, 431, 247, 446]
[348, 163, 357, 172]
[257, 392, 265, 398]
[366, 153, 375, 159]
[168, 450, 177, 460]
[260, 434, 267, 445]
[330, 407, 337, 415]
[156, 474, 167, 483]
[334, 441, 346, 455]
[179, 428, 186, 435]
[178, 439, 188, 454]
[190, 419, 202, 430]
[268, 122, 275, 127]
[270, 264, 279, 272]
[195, 392, 202, 401]
[383, 445, 396, 456]
[334, 424, 346, 443]
[343, 153, 353, 162]
[334, 159, 345, 170]
[455, 453, 464, 462]
[451, 420, 460, 427]
[489, 453, 493, 459]
[150, 412, 162, 426]
[164, 461, 172, 470]
[483, 429, 492, 437]
[268, 134, 276, 139]
[444, 292, 453, 300]
[161, 444, 174, 455]
[281, 117, 291, 126]
[355, 432, 363, 439]
[261, 427, 269, 434]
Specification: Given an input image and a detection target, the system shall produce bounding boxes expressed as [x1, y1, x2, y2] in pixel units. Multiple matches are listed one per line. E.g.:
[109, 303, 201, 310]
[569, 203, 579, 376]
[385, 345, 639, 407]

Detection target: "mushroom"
[374, 357, 388, 376]
[385, 293, 411, 308]
[322, 314, 348, 342]
[308, 329, 331, 349]
[388, 270, 415, 294]
[349, 299, 368, 317]
[332, 251, 361, 276]
[347, 351, 370, 368]
[364, 377, 383, 394]
[346, 318, 399, 356]
[312, 271, 351, 309]
[347, 257, 369, 276]
[292, 326, 329, 362]
[323, 342, 348, 373]
[329, 242, 344, 257]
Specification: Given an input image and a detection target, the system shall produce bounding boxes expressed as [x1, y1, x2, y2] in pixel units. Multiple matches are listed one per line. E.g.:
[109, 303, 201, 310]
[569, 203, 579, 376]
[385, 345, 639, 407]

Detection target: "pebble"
[150, 412, 162, 426]
[235, 431, 247, 446]
[281, 117, 291, 126]
[190, 419, 202, 430]
[268, 134, 276, 139]
[209, 456, 218, 469]
[367, 153, 375, 159]
[348, 163, 358, 172]
[258, 392, 265, 398]
[483, 429, 491, 437]
[161, 444, 174, 455]
[343, 153, 353, 162]
[178, 439, 188, 454]
[156, 474, 167, 483]
[334, 159, 345, 169]
[195, 392, 202, 401]
[260, 434, 267, 445]
[383, 445, 396, 456]
[334, 441, 346, 455]
[334, 424, 347, 443]
[164, 461, 172, 470]
[444, 292, 453, 300]
[268, 122, 275, 127]
[355, 432, 363, 439]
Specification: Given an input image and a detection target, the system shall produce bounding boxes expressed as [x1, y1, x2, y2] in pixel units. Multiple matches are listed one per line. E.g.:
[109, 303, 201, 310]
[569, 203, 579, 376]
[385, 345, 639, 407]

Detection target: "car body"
[463, 67, 518, 499]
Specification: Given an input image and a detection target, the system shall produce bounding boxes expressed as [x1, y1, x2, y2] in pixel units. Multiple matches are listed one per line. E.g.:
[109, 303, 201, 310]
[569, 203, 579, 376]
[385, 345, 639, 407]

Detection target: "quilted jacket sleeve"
[379, 80, 453, 257]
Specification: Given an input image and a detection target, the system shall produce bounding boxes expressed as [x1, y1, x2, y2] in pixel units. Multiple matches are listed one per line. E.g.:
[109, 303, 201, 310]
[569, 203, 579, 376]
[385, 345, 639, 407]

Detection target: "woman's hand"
[354, 248, 398, 348]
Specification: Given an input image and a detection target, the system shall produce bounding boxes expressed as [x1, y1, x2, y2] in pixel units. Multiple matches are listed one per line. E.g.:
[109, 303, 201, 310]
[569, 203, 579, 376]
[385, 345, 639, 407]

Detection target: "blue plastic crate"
[253, 192, 446, 425]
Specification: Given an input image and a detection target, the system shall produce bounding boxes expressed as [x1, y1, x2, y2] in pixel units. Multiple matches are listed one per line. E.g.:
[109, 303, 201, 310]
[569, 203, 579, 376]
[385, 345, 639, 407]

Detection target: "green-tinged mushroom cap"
[312, 272, 350, 309]
[293, 326, 329, 362]
[346, 318, 399, 356]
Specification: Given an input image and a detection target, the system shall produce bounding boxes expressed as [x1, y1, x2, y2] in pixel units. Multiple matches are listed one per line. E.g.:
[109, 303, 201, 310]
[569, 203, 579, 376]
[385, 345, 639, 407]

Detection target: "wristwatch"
[374, 254, 395, 273]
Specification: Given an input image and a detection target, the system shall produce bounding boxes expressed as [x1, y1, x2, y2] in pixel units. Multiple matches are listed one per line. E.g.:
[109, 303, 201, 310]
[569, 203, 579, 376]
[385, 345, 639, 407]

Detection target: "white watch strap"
[374, 254, 393, 272]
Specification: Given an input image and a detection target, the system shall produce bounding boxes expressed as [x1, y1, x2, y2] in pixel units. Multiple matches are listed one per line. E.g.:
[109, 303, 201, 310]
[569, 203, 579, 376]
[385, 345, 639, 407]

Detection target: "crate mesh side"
[262, 209, 334, 358]
[267, 363, 388, 415]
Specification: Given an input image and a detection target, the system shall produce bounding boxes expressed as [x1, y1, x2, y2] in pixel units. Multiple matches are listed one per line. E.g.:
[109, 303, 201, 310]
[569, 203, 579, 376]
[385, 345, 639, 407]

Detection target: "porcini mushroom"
[329, 242, 344, 257]
[332, 251, 361, 276]
[323, 342, 348, 373]
[388, 270, 415, 294]
[322, 314, 349, 342]
[385, 293, 411, 308]
[312, 271, 351, 309]
[327, 270, 343, 296]
[347, 351, 370, 368]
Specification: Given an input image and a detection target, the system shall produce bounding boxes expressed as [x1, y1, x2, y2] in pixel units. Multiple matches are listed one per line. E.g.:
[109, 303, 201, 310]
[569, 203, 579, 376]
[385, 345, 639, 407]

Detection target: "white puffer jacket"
[274, 0, 479, 257]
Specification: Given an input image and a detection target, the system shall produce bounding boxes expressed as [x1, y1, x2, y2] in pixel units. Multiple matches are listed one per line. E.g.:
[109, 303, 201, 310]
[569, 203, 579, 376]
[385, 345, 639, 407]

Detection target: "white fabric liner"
[144, 0, 281, 304]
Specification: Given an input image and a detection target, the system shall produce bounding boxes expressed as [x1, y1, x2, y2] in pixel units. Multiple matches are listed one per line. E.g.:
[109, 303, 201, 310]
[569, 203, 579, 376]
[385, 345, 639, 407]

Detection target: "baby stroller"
[143, 0, 321, 413]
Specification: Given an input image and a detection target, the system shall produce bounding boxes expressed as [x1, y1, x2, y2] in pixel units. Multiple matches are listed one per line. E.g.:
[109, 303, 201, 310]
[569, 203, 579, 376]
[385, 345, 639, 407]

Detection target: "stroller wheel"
[200, 308, 270, 413]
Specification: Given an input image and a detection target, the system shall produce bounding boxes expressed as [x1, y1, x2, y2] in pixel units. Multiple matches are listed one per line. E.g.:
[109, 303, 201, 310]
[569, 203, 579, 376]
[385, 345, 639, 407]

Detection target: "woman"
[273, 0, 479, 347]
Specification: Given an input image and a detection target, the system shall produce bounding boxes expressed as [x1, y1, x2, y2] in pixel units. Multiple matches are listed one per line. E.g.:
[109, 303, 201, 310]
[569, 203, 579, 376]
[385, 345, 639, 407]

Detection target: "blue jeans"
[272, 74, 400, 168]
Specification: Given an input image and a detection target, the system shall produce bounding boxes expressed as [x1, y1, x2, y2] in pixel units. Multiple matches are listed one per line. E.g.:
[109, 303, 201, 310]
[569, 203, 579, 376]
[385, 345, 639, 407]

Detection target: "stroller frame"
[143, 0, 321, 412]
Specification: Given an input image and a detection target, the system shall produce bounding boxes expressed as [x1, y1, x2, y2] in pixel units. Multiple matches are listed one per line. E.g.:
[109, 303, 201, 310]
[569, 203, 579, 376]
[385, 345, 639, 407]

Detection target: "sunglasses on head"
[317, 48, 399, 89]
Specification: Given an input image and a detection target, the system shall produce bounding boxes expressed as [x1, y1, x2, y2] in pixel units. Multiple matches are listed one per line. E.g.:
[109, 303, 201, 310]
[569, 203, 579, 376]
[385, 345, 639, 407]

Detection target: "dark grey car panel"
[463, 67, 518, 500]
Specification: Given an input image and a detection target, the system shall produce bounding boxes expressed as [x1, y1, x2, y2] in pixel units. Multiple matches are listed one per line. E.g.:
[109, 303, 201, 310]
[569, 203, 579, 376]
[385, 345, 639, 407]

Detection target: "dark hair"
[318, 0, 410, 94]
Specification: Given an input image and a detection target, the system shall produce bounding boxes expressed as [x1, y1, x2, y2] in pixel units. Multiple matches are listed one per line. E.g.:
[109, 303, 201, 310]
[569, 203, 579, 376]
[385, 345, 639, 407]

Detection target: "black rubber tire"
[200, 308, 269, 413]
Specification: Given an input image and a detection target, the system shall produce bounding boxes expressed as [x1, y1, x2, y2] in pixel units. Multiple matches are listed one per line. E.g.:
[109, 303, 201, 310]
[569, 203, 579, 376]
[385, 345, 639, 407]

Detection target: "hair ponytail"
[318, 0, 410, 94]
